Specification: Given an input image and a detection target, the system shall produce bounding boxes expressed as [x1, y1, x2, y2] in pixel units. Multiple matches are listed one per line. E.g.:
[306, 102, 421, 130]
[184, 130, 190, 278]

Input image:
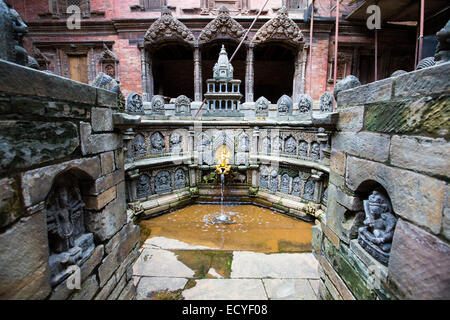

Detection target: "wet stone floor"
[133, 204, 319, 300]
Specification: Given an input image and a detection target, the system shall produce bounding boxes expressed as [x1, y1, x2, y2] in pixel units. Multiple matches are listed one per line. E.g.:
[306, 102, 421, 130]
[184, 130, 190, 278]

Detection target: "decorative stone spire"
[213, 45, 234, 80]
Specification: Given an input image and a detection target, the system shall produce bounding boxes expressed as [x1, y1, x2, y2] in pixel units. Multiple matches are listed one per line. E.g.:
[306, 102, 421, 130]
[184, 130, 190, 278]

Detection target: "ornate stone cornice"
[252, 6, 304, 46]
[144, 7, 195, 46]
[198, 6, 245, 44]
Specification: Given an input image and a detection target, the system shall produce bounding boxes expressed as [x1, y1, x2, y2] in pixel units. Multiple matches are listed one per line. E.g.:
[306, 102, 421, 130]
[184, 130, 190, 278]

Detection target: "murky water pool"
[139, 204, 314, 253]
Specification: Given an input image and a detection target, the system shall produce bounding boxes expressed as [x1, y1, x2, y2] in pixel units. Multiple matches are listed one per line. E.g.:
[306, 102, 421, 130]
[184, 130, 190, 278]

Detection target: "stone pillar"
[293, 46, 308, 102]
[245, 44, 254, 103]
[311, 169, 324, 204]
[317, 128, 331, 166]
[140, 45, 153, 102]
[194, 45, 202, 102]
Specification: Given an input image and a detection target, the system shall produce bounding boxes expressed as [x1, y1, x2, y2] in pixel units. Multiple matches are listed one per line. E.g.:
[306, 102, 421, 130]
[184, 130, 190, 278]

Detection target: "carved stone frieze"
[132, 134, 147, 158]
[136, 174, 152, 198]
[155, 170, 172, 194]
[174, 168, 187, 190]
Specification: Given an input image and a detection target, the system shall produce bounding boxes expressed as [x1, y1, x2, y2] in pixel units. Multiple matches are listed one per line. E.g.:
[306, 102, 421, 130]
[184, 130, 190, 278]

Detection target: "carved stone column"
[194, 45, 202, 102]
[293, 46, 308, 102]
[245, 43, 254, 103]
[140, 45, 153, 102]
[251, 126, 259, 188]
[317, 128, 331, 166]
[311, 169, 324, 204]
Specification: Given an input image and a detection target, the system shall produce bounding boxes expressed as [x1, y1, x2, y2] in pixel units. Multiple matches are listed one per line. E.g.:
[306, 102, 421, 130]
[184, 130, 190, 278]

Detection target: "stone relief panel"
[310, 142, 320, 160]
[174, 168, 187, 190]
[255, 96, 270, 117]
[127, 92, 144, 114]
[320, 92, 334, 113]
[132, 134, 147, 159]
[237, 133, 250, 152]
[302, 179, 315, 201]
[151, 95, 165, 115]
[292, 176, 302, 196]
[46, 174, 95, 287]
[197, 132, 213, 165]
[280, 173, 290, 194]
[273, 136, 283, 154]
[261, 136, 271, 154]
[358, 189, 398, 265]
[269, 170, 279, 192]
[136, 174, 152, 198]
[297, 94, 313, 117]
[298, 140, 309, 157]
[150, 132, 166, 154]
[169, 132, 183, 154]
[175, 95, 191, 116]
[277, 95, 293, 116]
[154, 170, 172, 194]
[284, 136, 297, 155]
[260, 167, 269, 189]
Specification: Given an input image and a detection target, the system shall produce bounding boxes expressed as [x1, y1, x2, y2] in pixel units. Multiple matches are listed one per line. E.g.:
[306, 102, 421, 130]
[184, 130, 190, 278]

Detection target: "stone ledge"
[337, 78, 393, 107]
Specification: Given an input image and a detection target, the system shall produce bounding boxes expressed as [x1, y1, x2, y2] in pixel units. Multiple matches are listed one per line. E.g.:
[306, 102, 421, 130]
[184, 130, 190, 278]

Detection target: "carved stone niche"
[127, 92, 144, 114]
[46, 173, 95, 287]
[261, 136, 271, 154]
[358, 189, 398, 265]
[174, 168, 187, 190]
[260, 167, 269, 189]
[291, 176, 302, 197]
[150, 132, 166, 154]
[136, 174, 152, 199]
[269, 170, 278, 192]
[175, 95, 191, 116]
[302, 179, 315, 201]
[169, 132, 183, 154]
[277, 95, 293, 116]
[310, 142, 320, 160]
[151, 95, 166, 115]
[255, 96, 270, 117]
[298, 140, 308, 157]
[284, 136, 297, 155]
[155, 170, 172, 194]
[280, 173, 290, 194]
[297, 94, 313, 117]
[319, 92, 334, 113]
[132, 134, 147, 159]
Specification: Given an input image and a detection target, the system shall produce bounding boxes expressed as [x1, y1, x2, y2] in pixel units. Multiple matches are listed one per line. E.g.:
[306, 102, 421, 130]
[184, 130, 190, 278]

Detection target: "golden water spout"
[215, 146, 231, 175]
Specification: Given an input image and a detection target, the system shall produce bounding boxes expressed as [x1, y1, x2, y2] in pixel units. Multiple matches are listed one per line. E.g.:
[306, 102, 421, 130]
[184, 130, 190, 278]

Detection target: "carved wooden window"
[140, 0, 167, 11]
[49, 0, 90, 17]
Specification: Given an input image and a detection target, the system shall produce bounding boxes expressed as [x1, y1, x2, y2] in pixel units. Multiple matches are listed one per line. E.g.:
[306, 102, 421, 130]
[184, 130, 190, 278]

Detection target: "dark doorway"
[151, 42, 194, 100]
[254, 42, 296, 103]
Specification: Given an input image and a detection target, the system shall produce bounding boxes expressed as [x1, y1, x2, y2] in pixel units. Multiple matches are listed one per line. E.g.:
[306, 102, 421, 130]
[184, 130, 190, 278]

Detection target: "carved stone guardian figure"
[170, 132, 183, 154]
[175, 95, 191, 116]
[255, 96, 270, 117]
[319, 92, 334, 113]
[260, 168, 269, 189]
[284, 136, 297, 155]
[280, 174, 290, 194]
[174, 168, 186, 190]
[297, 94, 313, 117]
[292, 177, 302, 196]
[132, 134, 147, 158]
[269, 170, 278, 192]
[303, 180, 314, 201]
[150, 132, 166, 154]
[435, 20, 450, 65]
[151, 95, 165, 115]
[127, 92, 144, 114]
[155, 170, 172, 194]
[299, 140, 308, 157]
[277, 95, 293, 116]
[358, 190, 398, 265]
[136, 174, 152, 198]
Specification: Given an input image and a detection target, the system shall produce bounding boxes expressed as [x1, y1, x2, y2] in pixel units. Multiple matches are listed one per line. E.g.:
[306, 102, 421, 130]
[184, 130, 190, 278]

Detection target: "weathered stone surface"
[394, 62, 450, 97]
[346, 156, 445, 234]
[330, 151, 345, 176]
[321, 220, 340, 248]
[83, 186, 116, 210]
[388, 219, 450, 299]
[92, 107, 113, 132]
[133, 248, 195, 278]
[390, 135, 450, 177]
[71, 275, 99, 300]
[332, 131, 391, 162]
[9, 96, 90, 119]
[105, 222, 139, 255]
[94, 274, 117, 300]
[137, 277, 188, 300]
[335, 187, 363, 211]
[80, 122, 121, 155]
[263, 279, 317, 300]
[107, 273, 127, 300]
[85, 181, 127, 242]
[100, 151, 115, 175]
[364, 95, 450, 139]
[311, 224, 323, 254]
[21, 156, 101, 208]
[81, 169, 124, 196]
[0, 120, 79, 171]
[183, 279, 267, 300]
[0, 212, 51, 299]
[317, 255, 355, 300]
[0, 177, 21, 228]
[97, 88, 117, 108]
[334, 75, 361, 101]
[337, 78, 392, 107]
[443, 184, 450, 241]
[0, 59, 97, 105]
[336, 105, 364, 132]
[117, 281, 135, 300]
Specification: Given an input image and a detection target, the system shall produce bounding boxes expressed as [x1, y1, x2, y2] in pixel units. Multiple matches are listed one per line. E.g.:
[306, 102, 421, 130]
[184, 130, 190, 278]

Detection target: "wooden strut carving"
[198, 6, 245, 44]
[144, 7, 195, 45]
[252, 6, 304, 45]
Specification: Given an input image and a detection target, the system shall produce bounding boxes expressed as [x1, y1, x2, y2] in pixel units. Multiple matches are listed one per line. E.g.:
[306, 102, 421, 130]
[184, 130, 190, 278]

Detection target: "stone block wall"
[313, 62, 450, 300]
[0, 60, 139, 300]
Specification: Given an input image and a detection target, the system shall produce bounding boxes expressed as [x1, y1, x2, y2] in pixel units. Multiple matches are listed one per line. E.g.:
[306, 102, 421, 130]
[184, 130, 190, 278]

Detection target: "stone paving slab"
[133, 248, 195, 277]
[262, 279, 317, 300]
[182, 279, 268, 300]
[136, 277, 188, 300]
[231, 251, 319, 279]
[143, 236, 218, 250]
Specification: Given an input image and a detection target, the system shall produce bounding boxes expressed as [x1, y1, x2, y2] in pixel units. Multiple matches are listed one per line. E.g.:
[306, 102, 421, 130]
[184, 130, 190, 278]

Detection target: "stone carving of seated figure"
[358, 189, 397, 265]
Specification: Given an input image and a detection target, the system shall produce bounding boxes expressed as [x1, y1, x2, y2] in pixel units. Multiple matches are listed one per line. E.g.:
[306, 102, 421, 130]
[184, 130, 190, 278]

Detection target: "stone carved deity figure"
[175, 95, 191, 115]
[261, 137, 271, 154]
[151, 132, 166, 154]
[136, 174, 152, 198]
[155, 171, 172, 193]
[284, 137, 297, 155]
[303, 180, 314, 201]
[260, 168, 269, 189]
[269, 170, 278, 192]
[299, 141, 308, 157]
[277, 95, 293, 116]
[255, 96, 270, 116]
[358, 190, 397, 265]
[127, 92, 143, 114]
[273, 136, 283, 154]
[174, 168, 186, 190]
[132, 134, 147, 158]
[170, 132, 183, 154]
[292, 177, 302, 196]
[151, 95, 165, 115]
[319, 92, 334, 113]
[310, 142, 320, 160]
[297, 94, 313, 116]
[280, 174, 290, 194]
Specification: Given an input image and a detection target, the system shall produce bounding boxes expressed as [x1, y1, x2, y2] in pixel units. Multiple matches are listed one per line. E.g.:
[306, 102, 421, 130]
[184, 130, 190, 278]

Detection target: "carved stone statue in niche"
[297, 94, 313, 116]
[310, 142, 320, 160]
[261, 137, 271, 154]
[150, 132, 166, 154]
[320, 92, 334, 113]
[255, 96, 270, 116]
[46, 175, 95, 287]
[198, 133, 212, 165]
[269, 170, 278, 192]
[174, 168, 186, 190]
[151, 95, 165, 115]
[284, 137, 297, 155]
[170, 132, 183, 154]
[299, 141, 308, 157]
[175, 95, 191, 116]
[155, 170, 172, 194]
[280, 174, 290, 194]
[303, 180, 314, 201]
[358, 190, 398, 265]
[273, 136, 283, 154]
[292, 177, 302, 196]
[260, 169, 269, 189]
[136, 174, 152, 198]
[132, 134, 147, 158]
[277, 95, 293, 116]
[127, 92, 144, 114]
[238, 134, 250, 152]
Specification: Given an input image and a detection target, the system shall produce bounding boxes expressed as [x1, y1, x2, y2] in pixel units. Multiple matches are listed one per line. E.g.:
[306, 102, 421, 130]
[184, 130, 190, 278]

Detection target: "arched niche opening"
[201, 40, 246, 100]
[149, 41, 194, 100]
[254, 41, 296, 103]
